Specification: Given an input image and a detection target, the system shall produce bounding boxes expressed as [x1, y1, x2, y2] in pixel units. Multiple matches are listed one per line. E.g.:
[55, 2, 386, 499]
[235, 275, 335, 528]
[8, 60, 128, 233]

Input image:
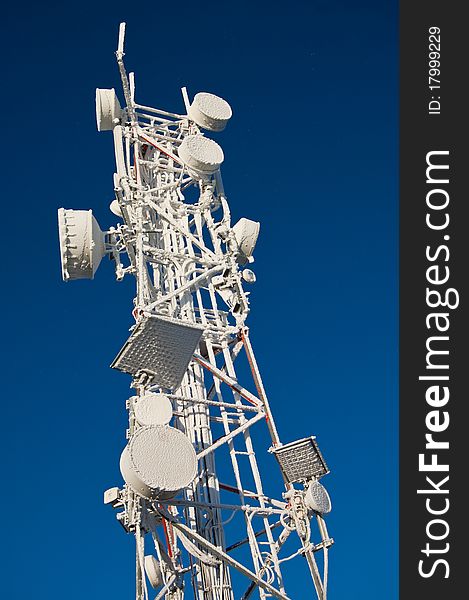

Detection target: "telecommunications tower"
[58, 23, 333, 600]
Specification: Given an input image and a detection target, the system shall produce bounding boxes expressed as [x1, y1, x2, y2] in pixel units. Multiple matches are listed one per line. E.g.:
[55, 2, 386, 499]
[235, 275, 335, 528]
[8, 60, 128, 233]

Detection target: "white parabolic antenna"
[177, 135, 224, 173]
[232, 217, 260, 264]
[144, 555, 163, 589]
[109, 198, 122, 217]
[133, 393, 173, 426]
[120, 425, 198, 499]
[188, 92, 232, 132]
[305, 479, 332, 515]
[57, 208, 106, 281]
[95, 88, 122, 131]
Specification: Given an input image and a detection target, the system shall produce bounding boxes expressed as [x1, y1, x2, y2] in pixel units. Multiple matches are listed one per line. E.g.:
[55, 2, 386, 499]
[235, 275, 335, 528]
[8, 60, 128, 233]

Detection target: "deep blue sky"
[2, 1, 397, 598]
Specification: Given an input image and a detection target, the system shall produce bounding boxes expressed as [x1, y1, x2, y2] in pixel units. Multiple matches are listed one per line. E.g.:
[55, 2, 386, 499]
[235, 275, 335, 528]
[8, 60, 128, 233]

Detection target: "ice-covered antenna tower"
[58, 22, 333, 600]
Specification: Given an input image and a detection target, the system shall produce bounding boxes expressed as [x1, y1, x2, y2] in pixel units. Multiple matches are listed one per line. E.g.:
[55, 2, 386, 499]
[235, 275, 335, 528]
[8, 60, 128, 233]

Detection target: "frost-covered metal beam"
[193, 353, 263, 407]
[171, 522, 291, 600]
[196, 411, 265, 460]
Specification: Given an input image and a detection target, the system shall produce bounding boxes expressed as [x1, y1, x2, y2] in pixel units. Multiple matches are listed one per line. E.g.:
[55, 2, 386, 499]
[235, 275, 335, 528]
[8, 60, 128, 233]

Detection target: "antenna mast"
[58, 23, 333, 600]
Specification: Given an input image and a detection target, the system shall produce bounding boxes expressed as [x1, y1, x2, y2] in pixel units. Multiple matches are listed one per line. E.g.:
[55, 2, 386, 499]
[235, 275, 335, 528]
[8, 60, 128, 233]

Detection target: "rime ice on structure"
[58, 22, 333, 600]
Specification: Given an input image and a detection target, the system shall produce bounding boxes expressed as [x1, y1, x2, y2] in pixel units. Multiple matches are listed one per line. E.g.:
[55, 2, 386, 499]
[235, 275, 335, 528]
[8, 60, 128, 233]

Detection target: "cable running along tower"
[58, 23, 333, 600]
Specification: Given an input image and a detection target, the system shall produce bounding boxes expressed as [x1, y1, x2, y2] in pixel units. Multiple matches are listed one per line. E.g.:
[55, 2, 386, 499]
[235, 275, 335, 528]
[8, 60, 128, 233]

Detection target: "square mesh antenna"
[111, 314, 204, 390]
[272, 437, 329, 483]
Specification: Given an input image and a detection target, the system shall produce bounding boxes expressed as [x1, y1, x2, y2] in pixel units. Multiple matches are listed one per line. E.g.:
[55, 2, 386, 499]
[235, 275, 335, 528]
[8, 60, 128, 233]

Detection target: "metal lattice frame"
[86, 23, 333, 600]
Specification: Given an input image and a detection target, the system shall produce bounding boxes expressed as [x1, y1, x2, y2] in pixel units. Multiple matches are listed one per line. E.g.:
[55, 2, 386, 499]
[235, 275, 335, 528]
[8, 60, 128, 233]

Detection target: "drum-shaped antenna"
[96, 88, 122, 131]
[232, 218, 260, 265]
[133, 393, 173, 426]
[58, 208, 106, 281]
[109, 199, 122, 217]
[188, 92, 232, 132]
[305, 479, 332, 514]
[144, 555, 163, 589]
[120, 425, 197, 499]
[177, 135, 224, 174]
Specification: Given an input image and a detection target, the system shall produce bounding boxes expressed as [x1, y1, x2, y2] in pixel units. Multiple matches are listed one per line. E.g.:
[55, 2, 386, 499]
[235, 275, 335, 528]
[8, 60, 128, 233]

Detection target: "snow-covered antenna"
[58, 23, 333, 600]
[117, 21, 126, 56]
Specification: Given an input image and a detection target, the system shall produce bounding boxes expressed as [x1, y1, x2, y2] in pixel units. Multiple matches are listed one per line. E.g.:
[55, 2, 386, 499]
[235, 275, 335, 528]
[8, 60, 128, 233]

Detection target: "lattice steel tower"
[58, 23, 333, 600]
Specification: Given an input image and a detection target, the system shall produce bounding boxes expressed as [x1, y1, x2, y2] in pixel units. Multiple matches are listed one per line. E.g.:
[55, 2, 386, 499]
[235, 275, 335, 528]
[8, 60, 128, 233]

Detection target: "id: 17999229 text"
[428, 26, 441, 115]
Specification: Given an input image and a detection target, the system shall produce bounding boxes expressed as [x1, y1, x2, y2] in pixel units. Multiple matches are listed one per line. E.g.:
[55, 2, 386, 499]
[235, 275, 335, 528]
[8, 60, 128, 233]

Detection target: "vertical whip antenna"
[117, 21, 126, 57]
[116, 22, 136, 123]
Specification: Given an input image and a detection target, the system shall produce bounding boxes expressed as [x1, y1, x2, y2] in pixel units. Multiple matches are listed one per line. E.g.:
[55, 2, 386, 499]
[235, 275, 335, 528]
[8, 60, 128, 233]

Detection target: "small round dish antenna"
[189, 92, 232, 132]
[242, 269, 257, 284]
[96, 88, 122, 132]
[133, 393, 173, 426]
[109, 199, 122, 217]
[177, 135, 224, 174]
[144, 555, 163, 589]
[232, 218, 260, 264]
[305, 479, 332, 514]
[57, 208, 106, 281]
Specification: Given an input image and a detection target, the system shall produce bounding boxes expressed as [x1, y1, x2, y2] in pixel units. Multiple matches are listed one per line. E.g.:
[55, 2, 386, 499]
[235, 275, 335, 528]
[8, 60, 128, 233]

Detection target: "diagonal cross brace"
[171, 521, 291, 600]
[196, 411, 265, 460]
[193, 354, 263, 408]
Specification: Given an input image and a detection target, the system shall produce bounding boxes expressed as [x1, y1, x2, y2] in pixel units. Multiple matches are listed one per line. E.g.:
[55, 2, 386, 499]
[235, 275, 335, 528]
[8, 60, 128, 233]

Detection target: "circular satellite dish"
[120, 425, 197, 500]
[242, 269, 256, 284]
[96, 88, 122, 132]
[305, 479, 332, 514]
[109, 199, 122, 217]
[133, 393, 173, 427]
[144, 555, 163, 589]
[189, 92, 232, 132]
[177, 135, 224, 174]
[232, 218, 260, 264]
[57, 208, 106, 281]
